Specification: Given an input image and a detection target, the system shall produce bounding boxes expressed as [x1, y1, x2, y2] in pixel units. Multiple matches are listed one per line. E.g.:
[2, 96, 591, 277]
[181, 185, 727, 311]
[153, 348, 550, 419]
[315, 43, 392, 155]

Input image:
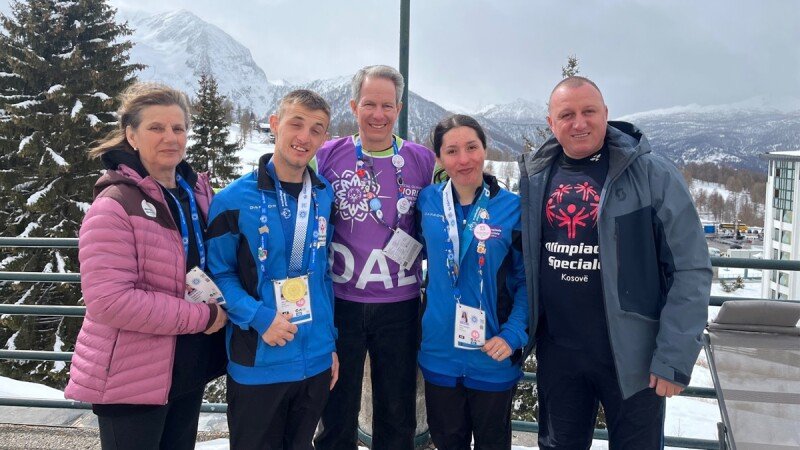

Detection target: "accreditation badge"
[454, 303, 485, 350]
[273, 276, 312, 324]
[382, 228, 423, 270]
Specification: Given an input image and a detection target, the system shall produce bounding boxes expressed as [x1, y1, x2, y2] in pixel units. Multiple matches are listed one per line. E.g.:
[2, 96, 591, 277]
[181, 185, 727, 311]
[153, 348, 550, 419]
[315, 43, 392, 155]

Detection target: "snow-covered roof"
[762, 149, 800, 161]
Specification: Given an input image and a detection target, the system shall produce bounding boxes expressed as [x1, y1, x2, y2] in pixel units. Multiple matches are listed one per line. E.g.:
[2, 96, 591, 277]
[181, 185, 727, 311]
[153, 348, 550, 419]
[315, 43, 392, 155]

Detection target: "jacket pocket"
[615, 206, 663, 319]
[105, 330, 122, 378]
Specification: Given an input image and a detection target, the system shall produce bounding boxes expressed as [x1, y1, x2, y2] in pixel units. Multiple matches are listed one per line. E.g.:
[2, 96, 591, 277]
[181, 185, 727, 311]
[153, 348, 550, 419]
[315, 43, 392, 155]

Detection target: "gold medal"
[281, 277, 307, 303]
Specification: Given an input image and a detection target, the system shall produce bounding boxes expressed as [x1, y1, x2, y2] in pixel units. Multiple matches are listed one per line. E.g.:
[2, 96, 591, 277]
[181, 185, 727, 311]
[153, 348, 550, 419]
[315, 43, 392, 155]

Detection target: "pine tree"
[0, 0, 140, 387]
[188, 72, 240, 188]
[562, 54, 580, 78]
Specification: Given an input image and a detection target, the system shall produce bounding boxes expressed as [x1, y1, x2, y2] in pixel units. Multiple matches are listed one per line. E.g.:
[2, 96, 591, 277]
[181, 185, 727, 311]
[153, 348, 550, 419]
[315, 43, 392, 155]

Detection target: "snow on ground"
[0, 376, 64, 400]
[3, 141, 772, 447]
[222, 125, 274, 177]
[237, 140, 274, 175]
[691, 179, 733, 200]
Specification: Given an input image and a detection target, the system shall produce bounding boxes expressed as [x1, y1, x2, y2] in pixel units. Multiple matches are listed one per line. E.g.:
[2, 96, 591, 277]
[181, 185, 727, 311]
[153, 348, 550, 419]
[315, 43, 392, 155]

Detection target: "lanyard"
[354, 136, 410, 232]
[163, 174, 206, 270]
[442, 180, 491, 306]
[258, 163, 318, 277]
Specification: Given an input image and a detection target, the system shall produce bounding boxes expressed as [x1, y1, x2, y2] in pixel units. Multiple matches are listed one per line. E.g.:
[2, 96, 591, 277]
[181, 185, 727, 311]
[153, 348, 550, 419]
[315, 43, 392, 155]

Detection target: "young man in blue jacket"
[518, 77, 711, 449]
[206, 90, 338, 449]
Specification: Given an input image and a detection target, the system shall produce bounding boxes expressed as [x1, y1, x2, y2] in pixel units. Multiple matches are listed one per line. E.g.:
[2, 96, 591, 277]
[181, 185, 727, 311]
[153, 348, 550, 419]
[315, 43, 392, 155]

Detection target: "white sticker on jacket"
[141, 200, 157, 218]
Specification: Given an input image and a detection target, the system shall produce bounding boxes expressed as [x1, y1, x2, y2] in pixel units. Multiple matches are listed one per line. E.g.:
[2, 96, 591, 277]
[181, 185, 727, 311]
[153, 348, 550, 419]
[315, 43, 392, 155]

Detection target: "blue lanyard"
[442, 180, 491, 305]
[258, 163, 319, 278]
[163, 174, 206, 270]
[354, 136, 408, 231]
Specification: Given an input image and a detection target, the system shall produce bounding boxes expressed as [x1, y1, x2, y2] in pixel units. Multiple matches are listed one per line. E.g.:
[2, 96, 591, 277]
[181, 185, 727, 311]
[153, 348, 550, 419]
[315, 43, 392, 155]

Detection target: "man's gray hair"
[351, 65, 405, 105]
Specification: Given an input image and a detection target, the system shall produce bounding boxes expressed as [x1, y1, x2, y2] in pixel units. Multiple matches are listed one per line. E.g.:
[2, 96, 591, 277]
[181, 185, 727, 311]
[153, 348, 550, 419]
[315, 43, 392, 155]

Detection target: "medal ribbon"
[354, 136, 408, 232]
[442, 180, 490, 306]
[258, 163, 318, 277]
[163, 174, 206, 270]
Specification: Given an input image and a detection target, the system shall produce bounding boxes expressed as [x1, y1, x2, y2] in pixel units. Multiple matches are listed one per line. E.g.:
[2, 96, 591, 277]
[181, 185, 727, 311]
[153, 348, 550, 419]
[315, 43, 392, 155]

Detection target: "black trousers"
[96, 386, 205, 450]
[425, 381, 515, 450]
[536, 339, 666, 450]
[227, 369, 331, 450]
[315, 298, 419, 450]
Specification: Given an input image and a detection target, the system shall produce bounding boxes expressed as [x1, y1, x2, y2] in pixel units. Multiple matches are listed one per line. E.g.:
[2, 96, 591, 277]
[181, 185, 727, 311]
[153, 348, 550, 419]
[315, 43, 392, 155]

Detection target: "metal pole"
[398, 0, 410, 140]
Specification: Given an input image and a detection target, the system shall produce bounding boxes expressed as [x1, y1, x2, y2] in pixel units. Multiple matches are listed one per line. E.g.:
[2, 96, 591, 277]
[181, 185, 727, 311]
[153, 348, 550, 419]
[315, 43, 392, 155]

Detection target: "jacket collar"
[256, 153, 326, 192]
[101, 144, 199, 187]
[523, 120, 649, 178]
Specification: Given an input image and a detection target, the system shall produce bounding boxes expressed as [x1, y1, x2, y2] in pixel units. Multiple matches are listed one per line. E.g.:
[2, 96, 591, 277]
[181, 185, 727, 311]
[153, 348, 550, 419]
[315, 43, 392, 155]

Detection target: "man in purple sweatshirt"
[314, 65, 436, 450]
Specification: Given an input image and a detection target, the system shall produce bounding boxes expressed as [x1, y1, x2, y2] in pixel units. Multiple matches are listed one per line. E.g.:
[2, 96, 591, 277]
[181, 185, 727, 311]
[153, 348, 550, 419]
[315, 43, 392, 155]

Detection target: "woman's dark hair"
[431, 114, 487, 157]
[430, 114, 489, 182]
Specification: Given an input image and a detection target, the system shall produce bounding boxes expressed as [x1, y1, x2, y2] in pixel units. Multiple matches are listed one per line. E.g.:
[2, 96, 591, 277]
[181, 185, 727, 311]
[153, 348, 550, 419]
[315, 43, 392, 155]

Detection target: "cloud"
[2, 0, 797, 115]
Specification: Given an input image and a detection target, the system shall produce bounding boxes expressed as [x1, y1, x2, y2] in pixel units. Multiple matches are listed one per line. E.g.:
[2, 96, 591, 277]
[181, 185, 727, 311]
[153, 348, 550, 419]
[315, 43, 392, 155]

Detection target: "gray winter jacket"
[518, 121, 711, 399]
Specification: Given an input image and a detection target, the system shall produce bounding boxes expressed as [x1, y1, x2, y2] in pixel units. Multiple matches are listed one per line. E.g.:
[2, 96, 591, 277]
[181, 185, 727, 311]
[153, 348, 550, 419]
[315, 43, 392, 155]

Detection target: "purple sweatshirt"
[315, 135, 435, 303]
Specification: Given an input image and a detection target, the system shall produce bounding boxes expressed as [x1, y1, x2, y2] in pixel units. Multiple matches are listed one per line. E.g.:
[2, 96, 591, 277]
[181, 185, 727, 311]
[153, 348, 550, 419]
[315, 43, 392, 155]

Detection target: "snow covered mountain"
[120, 9, 280, 114]
[117, 9, 800, 166]
[285, 77, 523, 155]
[617, 99, 800, 170]
[478, 99, 549, 147]
[118, 9, 525, 155]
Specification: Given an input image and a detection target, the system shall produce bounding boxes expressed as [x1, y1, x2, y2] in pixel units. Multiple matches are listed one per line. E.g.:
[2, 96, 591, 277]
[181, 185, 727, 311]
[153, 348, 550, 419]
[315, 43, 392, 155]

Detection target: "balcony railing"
[1, 237, 796, 449]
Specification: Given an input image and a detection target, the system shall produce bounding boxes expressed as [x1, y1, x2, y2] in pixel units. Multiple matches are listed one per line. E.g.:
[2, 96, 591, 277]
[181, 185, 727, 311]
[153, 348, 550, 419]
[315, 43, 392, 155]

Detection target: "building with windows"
[762, 151, 800, 300]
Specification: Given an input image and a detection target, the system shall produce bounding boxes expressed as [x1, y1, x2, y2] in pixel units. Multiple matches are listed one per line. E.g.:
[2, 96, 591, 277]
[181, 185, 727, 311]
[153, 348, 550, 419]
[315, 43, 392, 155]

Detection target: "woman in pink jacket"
[65, 83, 228, 450]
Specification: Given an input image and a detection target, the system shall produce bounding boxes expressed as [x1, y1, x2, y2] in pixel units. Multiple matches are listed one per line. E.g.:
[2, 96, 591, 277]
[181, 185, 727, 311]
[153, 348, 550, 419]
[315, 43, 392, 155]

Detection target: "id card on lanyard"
[354, 137, 422, 268]
[442, 180, 491, 349]
[258, 163, 318, 324]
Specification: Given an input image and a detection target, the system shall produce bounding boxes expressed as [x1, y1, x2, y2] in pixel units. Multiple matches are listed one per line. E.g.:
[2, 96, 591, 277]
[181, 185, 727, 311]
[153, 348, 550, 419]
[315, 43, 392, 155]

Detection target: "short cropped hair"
[351, 65, 405, 105]
[549, 76, 604, 102]
[277, 89, 331, 124]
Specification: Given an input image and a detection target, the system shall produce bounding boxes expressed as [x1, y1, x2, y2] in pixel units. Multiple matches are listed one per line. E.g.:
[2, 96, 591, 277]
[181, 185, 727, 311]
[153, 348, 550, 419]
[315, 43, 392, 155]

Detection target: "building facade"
[762, 150, 800, 300]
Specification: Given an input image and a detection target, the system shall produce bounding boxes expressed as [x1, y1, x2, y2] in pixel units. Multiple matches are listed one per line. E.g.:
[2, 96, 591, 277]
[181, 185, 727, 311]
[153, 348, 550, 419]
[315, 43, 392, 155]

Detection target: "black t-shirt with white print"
[538, 145, 612, 357]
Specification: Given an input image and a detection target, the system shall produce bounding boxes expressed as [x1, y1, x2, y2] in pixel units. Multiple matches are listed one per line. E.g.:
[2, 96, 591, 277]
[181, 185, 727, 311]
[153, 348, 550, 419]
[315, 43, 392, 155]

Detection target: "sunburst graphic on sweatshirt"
[330, 168, 391, 230]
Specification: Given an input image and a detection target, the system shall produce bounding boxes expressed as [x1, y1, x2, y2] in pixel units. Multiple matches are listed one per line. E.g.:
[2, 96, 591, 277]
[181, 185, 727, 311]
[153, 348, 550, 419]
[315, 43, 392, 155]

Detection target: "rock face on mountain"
[121, 9, 800, 165]
[618, 101, 800, 171]
[123, 9, 277, 114]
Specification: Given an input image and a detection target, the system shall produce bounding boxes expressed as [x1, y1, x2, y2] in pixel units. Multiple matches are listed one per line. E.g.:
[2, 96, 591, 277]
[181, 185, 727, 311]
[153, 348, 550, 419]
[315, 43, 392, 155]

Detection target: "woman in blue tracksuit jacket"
[417, 114, 529, 450]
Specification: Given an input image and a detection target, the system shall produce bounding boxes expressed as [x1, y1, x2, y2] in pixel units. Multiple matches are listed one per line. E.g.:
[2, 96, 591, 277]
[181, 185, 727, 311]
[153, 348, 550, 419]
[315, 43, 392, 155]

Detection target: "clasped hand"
[481, 336, 512, 361]
[262, 313, 298, 346]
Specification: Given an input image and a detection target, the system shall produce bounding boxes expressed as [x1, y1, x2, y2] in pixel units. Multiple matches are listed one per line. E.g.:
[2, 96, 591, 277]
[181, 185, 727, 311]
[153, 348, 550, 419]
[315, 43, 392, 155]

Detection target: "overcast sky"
[3, 0, 799, 116]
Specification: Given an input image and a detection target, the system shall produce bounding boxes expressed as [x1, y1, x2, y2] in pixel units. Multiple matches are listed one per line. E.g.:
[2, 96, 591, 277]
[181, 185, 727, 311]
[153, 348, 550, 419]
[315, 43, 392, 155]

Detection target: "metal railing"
[1, 237, 797, 449]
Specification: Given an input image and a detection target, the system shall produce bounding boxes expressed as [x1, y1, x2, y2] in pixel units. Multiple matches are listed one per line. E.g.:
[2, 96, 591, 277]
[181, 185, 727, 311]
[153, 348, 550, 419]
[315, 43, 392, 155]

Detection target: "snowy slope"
[617, 98, 800, 170]
[121, 9, 280, 115]
[116, 7, 800, 167]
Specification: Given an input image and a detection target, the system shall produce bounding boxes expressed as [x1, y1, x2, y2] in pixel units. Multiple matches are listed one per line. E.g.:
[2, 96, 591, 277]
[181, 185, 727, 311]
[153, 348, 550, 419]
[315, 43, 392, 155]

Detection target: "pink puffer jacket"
[65, 161, 215, 405]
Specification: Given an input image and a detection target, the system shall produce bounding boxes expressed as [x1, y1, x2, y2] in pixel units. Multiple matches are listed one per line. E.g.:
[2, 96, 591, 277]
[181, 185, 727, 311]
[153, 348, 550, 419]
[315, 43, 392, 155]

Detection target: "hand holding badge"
[273, 275, 313, 324]
[185, 266, 226, 305]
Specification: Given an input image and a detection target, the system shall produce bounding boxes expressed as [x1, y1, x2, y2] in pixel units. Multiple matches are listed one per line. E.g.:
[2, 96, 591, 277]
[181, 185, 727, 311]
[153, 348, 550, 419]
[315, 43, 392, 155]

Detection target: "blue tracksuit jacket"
[206, 153, 336, 385]
[417, 174, 529, 388]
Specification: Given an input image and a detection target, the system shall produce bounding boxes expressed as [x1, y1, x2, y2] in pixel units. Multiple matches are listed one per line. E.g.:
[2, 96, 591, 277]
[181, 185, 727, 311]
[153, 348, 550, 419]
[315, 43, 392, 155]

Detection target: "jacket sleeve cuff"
[250, 305, 276, 336]
[650, 357, 691, 388]
[204, 303, 218, 331]
[498, 329, 523, 351]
